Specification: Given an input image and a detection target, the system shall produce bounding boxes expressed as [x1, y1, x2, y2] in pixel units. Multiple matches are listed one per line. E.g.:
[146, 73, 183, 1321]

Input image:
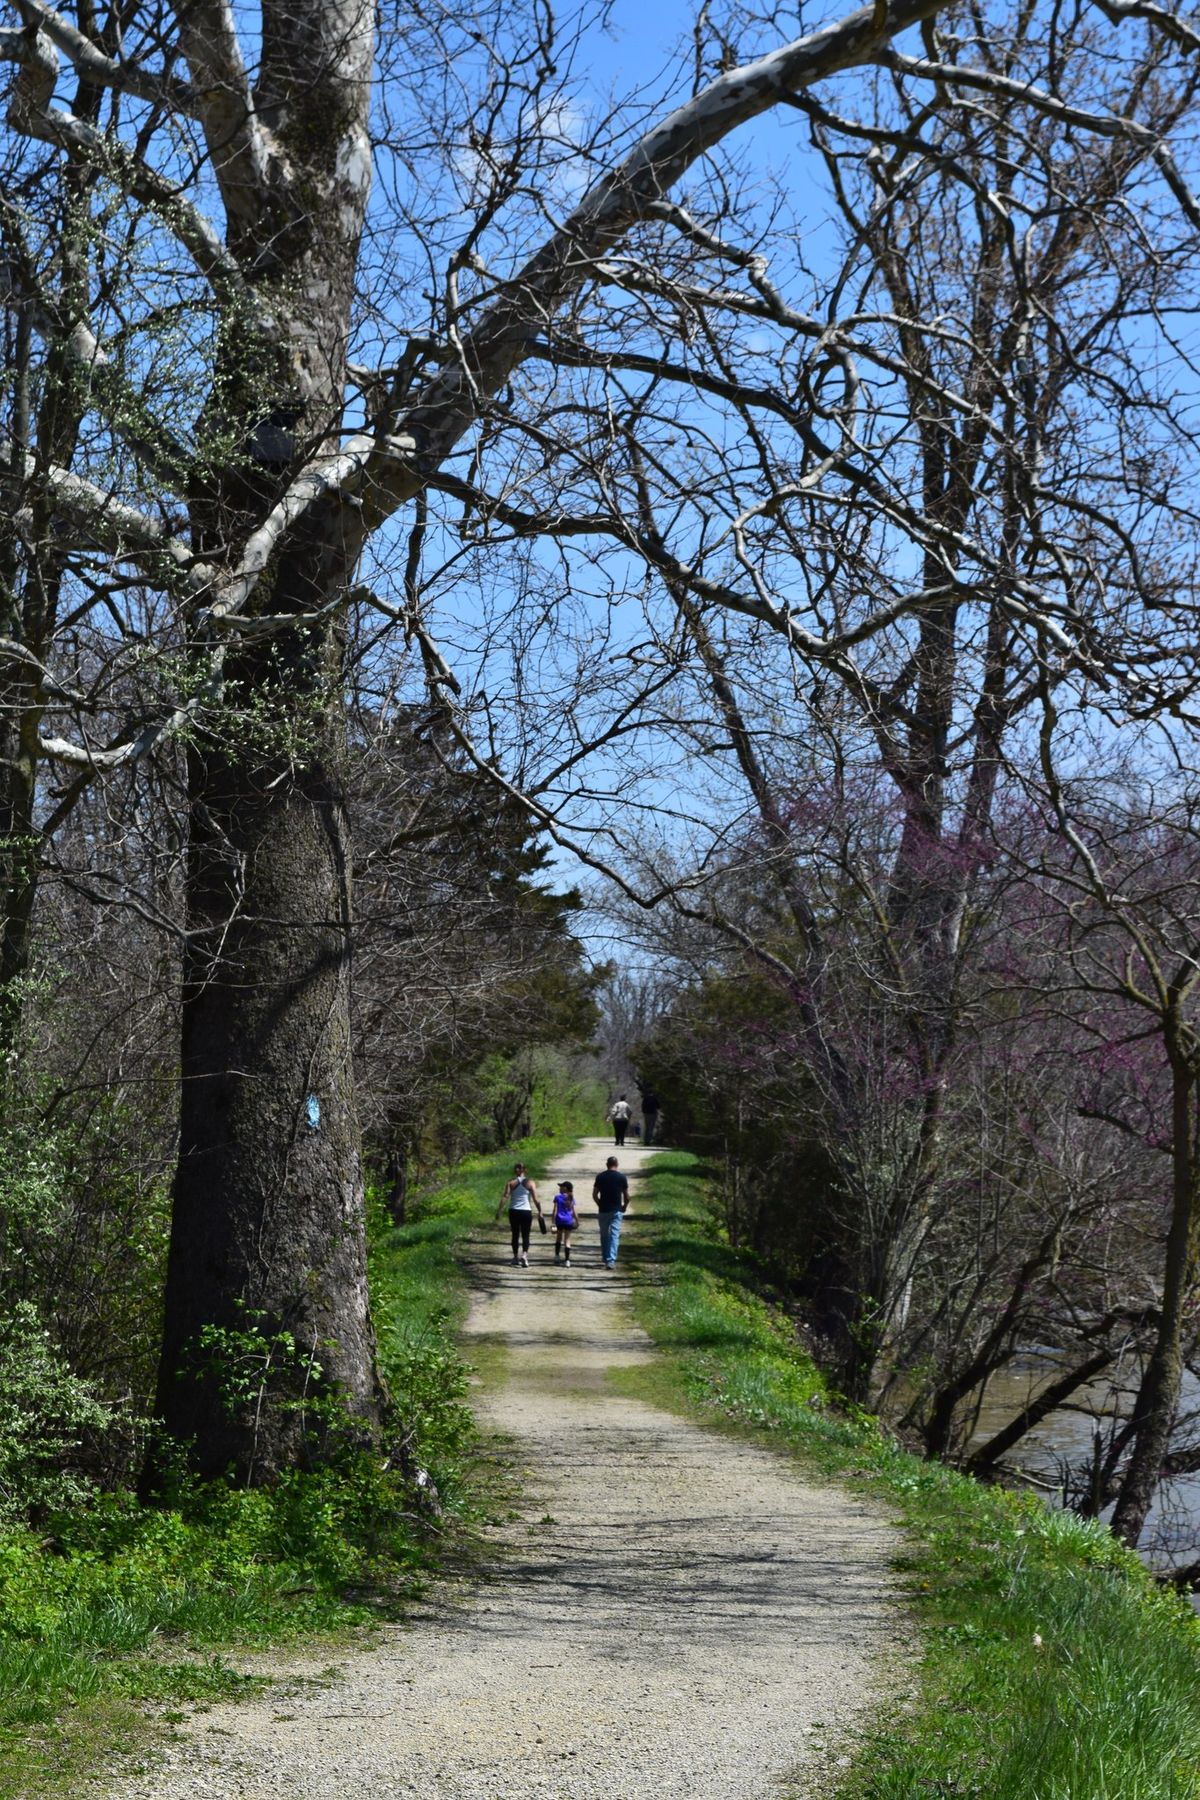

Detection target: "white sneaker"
[520, 1252, 529, 1267]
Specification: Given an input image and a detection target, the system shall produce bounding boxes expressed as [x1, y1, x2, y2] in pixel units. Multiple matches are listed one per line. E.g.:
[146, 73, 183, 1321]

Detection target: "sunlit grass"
[629, 1151, 1200, 1800]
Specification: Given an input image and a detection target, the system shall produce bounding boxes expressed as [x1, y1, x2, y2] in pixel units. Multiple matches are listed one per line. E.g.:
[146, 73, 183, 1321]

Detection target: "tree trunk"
[386, 1136, 411, 1228]
[155, 564, 381, 1481]
[0, 696, 41, 1046]
[152, 0, 380, 1478]
[0, 266, 86, 1050]
[920, 1221, 1063, 1459]
[967, 1349, 1115, 1481]
[1110, 1058, 1200, 1546]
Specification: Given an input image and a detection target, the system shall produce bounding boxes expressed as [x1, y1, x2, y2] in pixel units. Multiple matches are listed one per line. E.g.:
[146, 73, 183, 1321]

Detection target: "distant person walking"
[640, 1087, 660, 1146]
[608, 1093, 633, 1147]
[593, 1155, 629, 1270]
[496, 1162, 542, 1267]
[552, 1180, 578, 1265]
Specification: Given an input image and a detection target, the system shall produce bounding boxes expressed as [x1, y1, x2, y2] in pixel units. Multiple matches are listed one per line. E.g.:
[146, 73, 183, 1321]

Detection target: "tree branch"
[356, 0, 950, 526]
[9, 0, 196, 110]
[2, 29, 251, 306]
[170, 0, 285, 227]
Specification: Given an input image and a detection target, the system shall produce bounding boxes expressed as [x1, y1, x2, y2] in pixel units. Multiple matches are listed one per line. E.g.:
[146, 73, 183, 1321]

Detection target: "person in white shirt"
[608, 1094, 633, 1147]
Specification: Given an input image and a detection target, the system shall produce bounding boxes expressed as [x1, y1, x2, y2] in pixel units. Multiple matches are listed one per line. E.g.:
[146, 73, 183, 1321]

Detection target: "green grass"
[0, 1473, 384, 1799]
[626, 1151, 1200, 1800]
[370, 1133, 579, 1482]
[372, 1134, 568, 1374]
[0, 1132, 576, 1800]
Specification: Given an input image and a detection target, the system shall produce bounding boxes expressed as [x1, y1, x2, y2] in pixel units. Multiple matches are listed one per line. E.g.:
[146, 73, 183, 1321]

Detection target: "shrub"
[0, 1303, 114, 1527]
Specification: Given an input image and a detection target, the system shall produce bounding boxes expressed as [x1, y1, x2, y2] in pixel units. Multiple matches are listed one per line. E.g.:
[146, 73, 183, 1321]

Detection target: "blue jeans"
[598, 1208, 623, 1265]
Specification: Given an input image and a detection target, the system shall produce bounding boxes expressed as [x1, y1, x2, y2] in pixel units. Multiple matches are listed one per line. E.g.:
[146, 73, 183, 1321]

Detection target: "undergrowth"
[0, 1133, 570, 1800]
[628, 1151, 1200, 1800]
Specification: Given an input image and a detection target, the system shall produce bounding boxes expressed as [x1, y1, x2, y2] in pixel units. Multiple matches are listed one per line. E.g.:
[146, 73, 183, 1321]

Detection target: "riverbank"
[626, 1151, 1200, 1798]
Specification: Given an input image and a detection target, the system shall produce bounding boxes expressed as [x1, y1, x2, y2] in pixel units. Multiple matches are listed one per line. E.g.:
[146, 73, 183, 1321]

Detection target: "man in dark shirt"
[592, 1156, 630, 1269]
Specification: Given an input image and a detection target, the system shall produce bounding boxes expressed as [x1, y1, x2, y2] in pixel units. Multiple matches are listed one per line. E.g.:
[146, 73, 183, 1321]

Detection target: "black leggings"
[509, 1209, 533, 1253]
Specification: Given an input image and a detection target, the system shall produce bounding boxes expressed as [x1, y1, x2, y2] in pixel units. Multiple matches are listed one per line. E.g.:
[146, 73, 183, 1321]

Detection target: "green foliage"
[0, 1113, 64, 1249]
[631, 1152, 1200, 1800]
[352, 727, 603, 1189]
[205, 647, 333, 768]
[192, 1309, 325, 1417]
[0, 1305, 114, 1528]
[527, 1053, 607, 1140]
[0, 1072, 165, 1524]
[184, 1304, 354, 1484]
[0, 1049, 171, 1440]
[634, 971, 846, 1293]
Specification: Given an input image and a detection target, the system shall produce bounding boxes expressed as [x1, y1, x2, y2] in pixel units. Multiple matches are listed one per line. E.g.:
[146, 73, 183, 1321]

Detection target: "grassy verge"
[627, 1151, 1200, 1800]
[0, 1133, 572, 1800]
[370, 1132, 582, 1486]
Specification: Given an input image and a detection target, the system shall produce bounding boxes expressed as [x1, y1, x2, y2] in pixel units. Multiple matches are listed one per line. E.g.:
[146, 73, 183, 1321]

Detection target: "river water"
[971, 1354, 1200, 1577]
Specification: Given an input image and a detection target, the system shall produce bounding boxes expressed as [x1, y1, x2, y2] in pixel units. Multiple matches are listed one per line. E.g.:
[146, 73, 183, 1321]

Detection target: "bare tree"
[1020, 773, 1200, 1547]
[7, 0, 1029, 1479]
[428, 7, 1200, 1397]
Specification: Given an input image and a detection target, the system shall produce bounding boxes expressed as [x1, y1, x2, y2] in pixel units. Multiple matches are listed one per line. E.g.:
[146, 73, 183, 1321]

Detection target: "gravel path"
[99, 1140, 904, 1800]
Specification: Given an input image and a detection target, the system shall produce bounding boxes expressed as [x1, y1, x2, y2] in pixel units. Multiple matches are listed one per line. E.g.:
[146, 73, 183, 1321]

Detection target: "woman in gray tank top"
[496, 1162, 543, 1266]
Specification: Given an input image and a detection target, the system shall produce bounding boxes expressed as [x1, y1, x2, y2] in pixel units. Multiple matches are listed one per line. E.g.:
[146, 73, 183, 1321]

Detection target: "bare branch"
[359, 0, 950, 525]
[9, 0, 196, 110]
[2, 30, 251, 305]
[1091, 0, 1200, 57]
[170, 0, 286, 226]
[881, 49, 1200, 229]
[38, 660, 225, 770]
[2, 440, 212, 594]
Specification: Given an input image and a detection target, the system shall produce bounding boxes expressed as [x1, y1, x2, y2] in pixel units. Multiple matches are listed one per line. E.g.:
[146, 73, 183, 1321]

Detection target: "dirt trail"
[100, 1140, 904, 1800]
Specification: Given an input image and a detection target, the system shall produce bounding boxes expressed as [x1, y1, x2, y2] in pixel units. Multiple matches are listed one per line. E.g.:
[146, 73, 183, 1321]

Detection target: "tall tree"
[4, 0, 995, 1479]
[1024, 783, 1200, 1547]
[426, 6, 1200, 1393]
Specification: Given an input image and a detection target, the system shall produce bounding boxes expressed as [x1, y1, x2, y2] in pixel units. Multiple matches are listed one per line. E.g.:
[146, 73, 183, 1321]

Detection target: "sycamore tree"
[1, 0, 1196, 1480]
